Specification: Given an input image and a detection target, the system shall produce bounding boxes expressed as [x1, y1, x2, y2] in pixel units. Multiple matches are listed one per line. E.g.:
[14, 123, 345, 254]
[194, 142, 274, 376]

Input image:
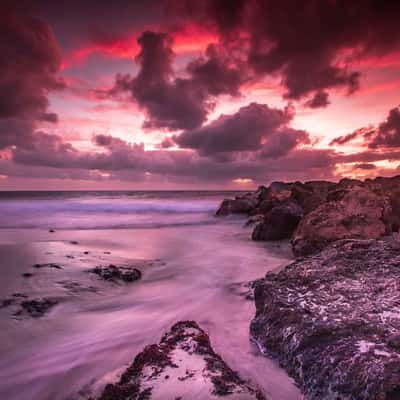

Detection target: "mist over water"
[0, 191, 237, 230]
[0, 192, 301, 400]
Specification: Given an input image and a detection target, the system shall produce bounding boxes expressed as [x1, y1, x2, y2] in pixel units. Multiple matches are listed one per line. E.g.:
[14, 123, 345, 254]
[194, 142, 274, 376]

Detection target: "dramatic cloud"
[369, 107, 400, 148]
[2, 1, 400, 188]
[186, 43, 247, 97]
[330, 107, 400, 149]
[304, 91, 330, 109]
[104, 31, 213, 130]
[0, 9, 64, 149]
[7, 129, 336, 184]
[353, 163, 377, 170]
[173, 0, 400, 107]
[174, 102, 301, 155]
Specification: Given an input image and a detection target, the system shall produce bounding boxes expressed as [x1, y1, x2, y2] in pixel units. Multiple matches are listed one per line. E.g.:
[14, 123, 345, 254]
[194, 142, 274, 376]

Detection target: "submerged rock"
[33, 263, 62, 270]
[15, 298, 58, 318]
[99, 321, 266, 400]
[89, 265, 142, 283]
[252, 202, 303, 241]
[251, 236, 400, 400]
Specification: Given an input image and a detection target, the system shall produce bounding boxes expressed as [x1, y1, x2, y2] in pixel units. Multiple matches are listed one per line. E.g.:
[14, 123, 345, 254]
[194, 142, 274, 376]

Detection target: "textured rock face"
[292, 186, 392, 256]
[99, 321, 265, 400]
[88, 265, 142, 283]
[251, 237, 400, 400]
[216, 187, 267, 216]
[290, 181, 334, 214]
[252, 202, 303, 241]
[216, 175, 400, 256]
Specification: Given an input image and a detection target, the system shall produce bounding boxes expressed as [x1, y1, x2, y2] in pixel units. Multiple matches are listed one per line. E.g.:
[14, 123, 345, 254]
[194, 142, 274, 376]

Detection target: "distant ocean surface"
[0, 191, 244, 230]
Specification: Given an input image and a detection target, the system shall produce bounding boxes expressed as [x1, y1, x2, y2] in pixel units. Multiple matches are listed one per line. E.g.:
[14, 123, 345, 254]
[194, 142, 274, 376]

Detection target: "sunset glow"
[1, 1, 400, 189]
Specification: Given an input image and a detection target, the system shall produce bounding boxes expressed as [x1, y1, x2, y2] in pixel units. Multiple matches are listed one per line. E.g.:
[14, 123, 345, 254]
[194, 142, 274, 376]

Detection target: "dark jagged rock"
[244, 214, 264, 227]
[216, 175, 400, 255]
[252, 202, 303, 241]
[290, 181, 334, 214]
[98, 321, 266, 400]
[0, 298, 16, 308]
[57, 280, 99, 293]
[15, 298, 58, 318]
[216, 186, 268, 216]
[89, 265, 142, 283]
[251, 237, 400, 400]
[33, 263, 62, 270]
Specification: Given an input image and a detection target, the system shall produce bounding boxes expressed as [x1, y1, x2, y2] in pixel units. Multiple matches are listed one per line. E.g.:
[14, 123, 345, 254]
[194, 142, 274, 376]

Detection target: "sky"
[1, 0, 400, 190]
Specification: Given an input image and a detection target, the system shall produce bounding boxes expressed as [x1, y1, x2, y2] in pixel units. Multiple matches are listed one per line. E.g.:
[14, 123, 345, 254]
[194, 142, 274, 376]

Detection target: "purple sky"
[1, 0, 400, 189]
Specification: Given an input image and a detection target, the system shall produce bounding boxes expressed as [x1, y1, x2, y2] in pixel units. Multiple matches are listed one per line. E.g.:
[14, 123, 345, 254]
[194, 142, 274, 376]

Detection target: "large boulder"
[292, 186, 392, 256]
[99, 321, 266, 400]
[251, 237, 400, 400]
[252, 202, 304, 241]
[216, 186, 267, 216]
[216, 197, 258, 216]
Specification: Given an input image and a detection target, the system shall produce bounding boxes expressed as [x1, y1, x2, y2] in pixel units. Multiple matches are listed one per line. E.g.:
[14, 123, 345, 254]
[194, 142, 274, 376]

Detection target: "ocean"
[0, 191, 301, 400]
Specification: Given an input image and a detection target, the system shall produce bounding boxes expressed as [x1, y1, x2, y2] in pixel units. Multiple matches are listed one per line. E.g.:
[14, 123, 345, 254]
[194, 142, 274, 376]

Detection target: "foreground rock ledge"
[99, 321, 266, 400]
[251, 236, 400, 400]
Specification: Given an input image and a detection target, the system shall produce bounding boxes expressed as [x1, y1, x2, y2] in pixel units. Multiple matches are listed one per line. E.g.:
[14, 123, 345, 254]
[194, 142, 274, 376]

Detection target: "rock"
[216, 197, 257, 216]
[49, 229, 55, 233]
[292, 186, 392, 256]
[290, 181, 334, 214]
[252, 202, 303, 241]
[57, 280, 99, 293]
[89, 265, 142, 283]
[0, 298, 16, 308]
[251, 237, 400, 400]
[256, 188, 292, 215]
[70, 241, 79, 245]
[98, 321, 266, 400]
[216, 186, 269, 216]
[16, 298, 58, 318]
[22, 272, 33, 278]
[33, 263, 62, 270]
[244, 214, 264, 227]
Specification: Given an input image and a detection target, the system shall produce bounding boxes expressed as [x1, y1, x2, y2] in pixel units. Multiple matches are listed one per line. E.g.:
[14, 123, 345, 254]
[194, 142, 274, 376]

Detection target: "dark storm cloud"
[0, 9, 64, 149]
[186, 44, 247, 97]
[9, 130, 337, 184]
[330, 107, 400, 149]
[174, 102, 302, 156]
[369, 107, 400, 148]
[103, 31, 248, 131]
[104, 31, 213, 130]
[172, 0, 400, 107]
[353, 163, 377, 170]
[304, 91, 330, 109]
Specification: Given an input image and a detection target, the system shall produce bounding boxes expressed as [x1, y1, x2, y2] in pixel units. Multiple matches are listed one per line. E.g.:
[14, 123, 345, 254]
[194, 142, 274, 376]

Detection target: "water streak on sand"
[0, 192, 301, 400]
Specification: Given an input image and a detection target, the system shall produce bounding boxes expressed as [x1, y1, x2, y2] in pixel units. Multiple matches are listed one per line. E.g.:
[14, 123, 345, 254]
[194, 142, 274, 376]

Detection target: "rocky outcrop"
[252, 202, 303, 241]
[99, 321, 266, 400]
[292, 186, 392, 256]
[1, 294, 59, 318]
[88, 265, 142, 283]
[251, 237, 400, 400]
[216, 186, 267, 216]
[217, 175, 400, 256]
